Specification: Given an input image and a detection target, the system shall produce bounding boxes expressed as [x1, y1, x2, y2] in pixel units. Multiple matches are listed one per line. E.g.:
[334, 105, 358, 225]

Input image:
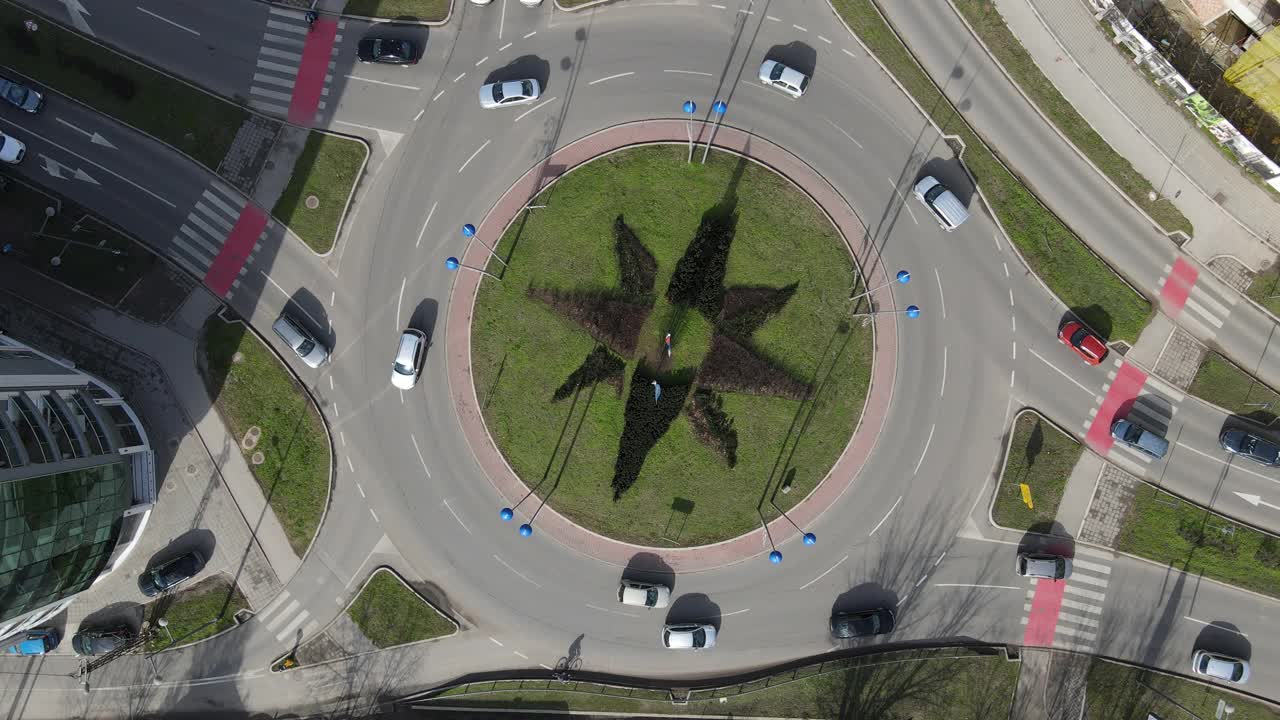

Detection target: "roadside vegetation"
[346, 569, 456, 648]
[273, 132, 367, 254]
[828, 0, 1151, 342]
[1189, 352, 1280, 419]
[147, 575, 248, 652]
[342, 0, 450, 20]
[993, 412, 1081, 530]
[1245, 264, 1280, 318]
[1115, 484, 1280, 598]
[427, 649, 1018, 719]
[950, 0, 1193, 237]
[199, 315, 330, 555]
[0, 1, 244, 170]
[1085, 658, 1277, 720]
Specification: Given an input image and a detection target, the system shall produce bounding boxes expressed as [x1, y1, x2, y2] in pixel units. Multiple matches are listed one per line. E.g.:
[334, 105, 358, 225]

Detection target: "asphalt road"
[1, 0, 1278, 716]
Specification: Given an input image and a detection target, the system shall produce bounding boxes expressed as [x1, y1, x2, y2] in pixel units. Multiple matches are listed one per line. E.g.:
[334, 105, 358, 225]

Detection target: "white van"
[272, 313, 329, 368]
[912, 176, 968, 231]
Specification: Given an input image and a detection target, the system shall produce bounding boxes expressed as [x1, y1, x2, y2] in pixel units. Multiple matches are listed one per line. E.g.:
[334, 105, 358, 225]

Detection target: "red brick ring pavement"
[445, 119, 898, 572]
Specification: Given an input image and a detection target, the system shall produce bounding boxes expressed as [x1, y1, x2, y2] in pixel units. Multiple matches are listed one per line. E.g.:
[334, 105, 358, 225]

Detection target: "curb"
[553, 0, 615, 11]
[148, 572, 253, 654]
[271, 0, 456, 26]
[987, 408, 1082, 533]
[299, 128, 372, 259]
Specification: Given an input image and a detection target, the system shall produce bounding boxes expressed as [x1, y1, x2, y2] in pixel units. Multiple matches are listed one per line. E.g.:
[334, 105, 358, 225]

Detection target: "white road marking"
[458, 139, 490, 173]
[818, 35, 832, 44]
[330, 290, 335, 306]
[137, 6, 200, 35]
[1055, 611, 1100, 627]
[843, 48, 857, 58]
[1009, 288, 1015, 307]
[934, 583, 1022, 590]
[513, 651, 529, 659]
[344, 74, 420, 90]
[329, 376, 334, 390]
[539, 663, 553, 670]
[489, 636, 504, 647]
[1183, 616, 1248, 636]
[1011, 342, 1017, 360]
[1071, 559, 1111, 574]
[823, 118, 863, 149]
[523, 30, 537, 38]
[589, 72, 635, 85]
[1011, 314, 1016, 332]
[1069, 574, 1108, 588]
[494, 554, 543, 588]
[1029, 348, 1094, 395]
[1175, 441, 1280, 485]
[339, 431, 346, 446]
[913, 423, 935, 475]
[410, 433, 434, 479]
[431, 90, 445, 102]
[356, 483, 365, 498]
[737, 8, 754, 14]
[934, 268, 946, 319]
[498, 0, 505, 38]
[721, 608, 750, 617]
[993, 233, 1002, 252]
[710, 3, 726, 7]
[868, 495, 903, 536]
[940, 345, 947, 398]
[499, 42, 512, 51]
[413, 108, 425, 122]
[1063, 585, 1107, 602]
[346, 457, 355, 473]
[443, 498, 472, 534]
[793, 24, 808, 31]
[585, 603, 639, 618]
[664, 69, 714, 77]
[415, 201, 438, 248]
[515, 96, 558, 123]
[914, 574, 928, 588]
[475, 56, 489, 67]
[399, 389, 405, 404]
[1003, 262, 1010, 277]
[799, 554, 848, 590]
[396, 276, 406, 328]
[885, 178, 918, 224]
[333, 402, 339, 417]
[453, 72, 466, 83]
[896, 589, 913, 606]
[1010, 369, 1016, 388]
[369, 508, 380, 522]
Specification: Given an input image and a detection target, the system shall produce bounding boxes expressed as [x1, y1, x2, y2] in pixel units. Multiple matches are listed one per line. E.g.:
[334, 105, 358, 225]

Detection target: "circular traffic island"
[470, 146, 872, 547]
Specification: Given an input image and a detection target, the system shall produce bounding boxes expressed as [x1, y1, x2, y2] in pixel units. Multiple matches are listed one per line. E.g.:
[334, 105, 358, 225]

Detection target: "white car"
[479, 79, 541, 109]
[520, 0, 543, 5]
[661, 623, 716, 649]
[758, 59, 809, 99]
[1191, 650, 1250, 684]
[469, 0, 492, 5]
[618, 581, 671, 608]
[391, 328, 427, 390]
[0, 131, 26, 165]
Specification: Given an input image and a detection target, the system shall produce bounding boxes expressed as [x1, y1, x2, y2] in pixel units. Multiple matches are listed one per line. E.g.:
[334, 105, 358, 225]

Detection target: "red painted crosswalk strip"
[1160, 257, 1198, 316]
[204, 205, 267, 297]
[1022, 578, 1067, 647]
[1085, 362, 1147, 454]
[288, 19, 337, 125]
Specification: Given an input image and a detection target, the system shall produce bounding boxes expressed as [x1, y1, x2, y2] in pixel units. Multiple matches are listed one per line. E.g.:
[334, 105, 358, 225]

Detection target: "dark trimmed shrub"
[528, 287, 650, 357]
[613, 215, 657, 299]
[1176, 515, 1239, 557]
[718, 283, 799, 339]
[554, 345, 625, 401]
[699, 335, 809, 400]
[1256, 535, 1280, 569]
[666, 211, 737, 317]
[55, 49, 135, 100]
[611, 365, 690, 500]
[687, 388, 737, 467]
[6, 24, 38, 56]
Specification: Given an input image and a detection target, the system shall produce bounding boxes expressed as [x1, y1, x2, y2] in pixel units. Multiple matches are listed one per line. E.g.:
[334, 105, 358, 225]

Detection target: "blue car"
[4, 629, 59, 656]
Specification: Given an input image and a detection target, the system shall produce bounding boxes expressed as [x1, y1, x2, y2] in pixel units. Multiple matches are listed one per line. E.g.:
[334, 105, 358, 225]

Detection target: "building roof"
[0, 461, 133, 623]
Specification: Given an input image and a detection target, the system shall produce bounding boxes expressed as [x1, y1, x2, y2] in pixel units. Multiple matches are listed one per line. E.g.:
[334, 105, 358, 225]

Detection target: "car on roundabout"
[618, 580, 671, 608]
[662, 623, 716, 649]
[391, 328, 428, 390]
[1219, 428, 1280, 467]
[1191, 650, 1250, 684]
[757, 59, 809, 98]
[357, 37, 417, 65]
[1057, 320, 1108, 366]
[829, 608, 895, 639]
[479, 79, 541, 109]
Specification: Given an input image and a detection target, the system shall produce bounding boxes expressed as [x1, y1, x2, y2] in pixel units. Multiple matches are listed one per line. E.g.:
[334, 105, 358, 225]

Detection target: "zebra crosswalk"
[1082, 358, 1183, 468]
[169, 179, 270, 299]
[257, 589, 322, 645]
[1157, 259, 1238, 342]
[248, 7, 343, 124]
[1021, 548, 1112, 653]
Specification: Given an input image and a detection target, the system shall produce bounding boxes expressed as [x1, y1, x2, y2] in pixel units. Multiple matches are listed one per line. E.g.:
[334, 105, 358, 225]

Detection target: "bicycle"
[551, 655, 582, 684]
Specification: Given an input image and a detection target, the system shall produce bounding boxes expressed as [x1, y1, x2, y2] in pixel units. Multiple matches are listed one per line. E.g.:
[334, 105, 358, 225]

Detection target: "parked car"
[1192, 650, 1250, 684]
[0, 75, 44, 113]
[1057, 321, 1108, 366]
[1015, 552, 1072, 580]
[479, 79, 541, 109]
[911, 176, 968, 231]
[4, 629, 59, 656]
[829, 608, 895, 639]
[356, 37, 417, 65]
[0, 131, 26, 165]
[72, 626, 132, 656]
[661, 623, 716, 649]
[139, 550, 205, 597]
[1111, 418, 1169, 459]
[391, 328, 427, 390]
[272, 313, 329, 369]
[469, 0, 493, 5]
[1219, 428, 1280, 467]
[757, 59, 809, 98]
[618, 581, 671, 609]
[519, 0, 543, 5]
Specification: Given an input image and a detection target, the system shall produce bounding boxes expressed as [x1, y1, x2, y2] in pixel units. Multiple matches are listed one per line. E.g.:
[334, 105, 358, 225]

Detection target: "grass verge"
[272, 132, 366, 254]
[346, 568, 456, 649]
[993, 411, 1082, 530]
[472, 146, 872, 546]
[0, 1, 245, 170]
[1085, 657, 1278, 720]
[828, 0, 1151, 342]
[1245, 264, 1280, 318]
[147, 575, 248, 652]
[199, 315, 330, 555]
[427, 649, 1018, 719]
[951, 0, 1193, 237]
[342, 0, 450, 19]
[1115, 483, 1280, 598]
[1189, 352, 1280, 421]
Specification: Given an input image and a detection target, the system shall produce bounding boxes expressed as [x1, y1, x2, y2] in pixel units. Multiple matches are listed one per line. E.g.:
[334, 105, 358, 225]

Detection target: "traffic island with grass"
[342, 0, 450, 20]
[471, 146, 873, 547]
[198, 315, 331, 556]
[272, 132, 367, 254]
[1115, 484, 1280, 598]
[345, 568, 456, 649]
[1085, 657, 1277, 720]
[992, 411, 1082, 531]
[828, 0, 1151, 342]
[1189, 352, 1280, 423]
[146, 575, 248, 652]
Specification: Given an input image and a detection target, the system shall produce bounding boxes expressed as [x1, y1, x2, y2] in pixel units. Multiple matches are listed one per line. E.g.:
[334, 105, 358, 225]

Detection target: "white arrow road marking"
[62, 0, 95, 35]
[55, 118, 116, 148]
[73, 167, 99, 185]
[40, 154, 65, 179]
[1234, 491, 1280, 511]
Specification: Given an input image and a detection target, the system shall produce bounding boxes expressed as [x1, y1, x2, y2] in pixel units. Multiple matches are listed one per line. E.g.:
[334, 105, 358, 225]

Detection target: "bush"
[6, 24, 37, 56]
[554, 345, 625, 401]
[613, 215, 657, 299]
[1257, 535, 1280, 569]
[718, 283, 799, 339]
[699, 334, 809, 400]
[666, 211, 737, 316]
[528, 287, 651, 357]
[56, 48, 135, 100]
[611, 365, 690, 500]
[1176, 515, 1240, 558]
[686, 388, 738, 467]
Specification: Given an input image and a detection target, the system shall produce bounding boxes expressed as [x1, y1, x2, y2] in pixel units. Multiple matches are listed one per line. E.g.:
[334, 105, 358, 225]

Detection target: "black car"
[1219, 428, 1280, 467]
[72, 626, 132, 656]
[357, 37, 417, 65]
[829, 608, 896, 639]
[139, 550, 205, 597]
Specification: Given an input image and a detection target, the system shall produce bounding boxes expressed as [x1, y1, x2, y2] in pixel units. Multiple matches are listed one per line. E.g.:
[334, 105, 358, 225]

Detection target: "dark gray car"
[72, 626, 132, 656]
[0, 75, 43, 113]
[1219, 428, 1280, 466]
[829, 608, 896, 639]
[139, 550, 205, 597]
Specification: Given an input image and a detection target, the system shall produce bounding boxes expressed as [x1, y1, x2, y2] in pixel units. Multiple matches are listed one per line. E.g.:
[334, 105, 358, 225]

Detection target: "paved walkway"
[446, 119, 899, 572]
[988, 0, 1280, 271]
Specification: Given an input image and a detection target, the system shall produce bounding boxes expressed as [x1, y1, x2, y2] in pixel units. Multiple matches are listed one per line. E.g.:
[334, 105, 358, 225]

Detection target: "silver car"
[1015, 553, 1072, 580]
[1192, 650, 1250, 684]
[758, 59, 809, 98]
[479, 79, 541, 109]
[662, 623, 716, 649]
[391, 329, 427, 390]
[618, 581, 671, 608]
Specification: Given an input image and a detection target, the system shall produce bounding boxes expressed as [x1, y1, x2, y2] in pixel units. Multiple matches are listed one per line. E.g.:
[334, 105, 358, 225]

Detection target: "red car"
[1058, 321, 1108, 365]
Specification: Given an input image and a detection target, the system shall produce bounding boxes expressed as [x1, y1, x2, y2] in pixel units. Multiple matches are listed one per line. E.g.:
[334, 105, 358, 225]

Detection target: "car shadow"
[664, 593, 720, 631]
[485, 55, 552, 93]
[917, 157, 975, 207]
[1193, 621, 1252, 663]
[287, 287, 333, 351]
[143, 528, 216, 572]
[763, 41, 817, 78]
[78, 601, 146, 634]
[409, 298, 439, 344]
[622, 552, 676, 595]
[1067, 305, 1113, 343]
[362, 22, 428, 61]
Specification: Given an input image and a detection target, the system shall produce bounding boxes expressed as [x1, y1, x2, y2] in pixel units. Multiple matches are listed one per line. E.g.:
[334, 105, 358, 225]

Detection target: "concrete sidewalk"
[987, 0, 1280, 271]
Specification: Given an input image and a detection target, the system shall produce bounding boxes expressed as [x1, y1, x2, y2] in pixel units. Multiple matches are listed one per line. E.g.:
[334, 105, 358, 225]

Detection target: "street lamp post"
[682, 100, 697, 163]
[851, 305, 922, 320]
[445, 256, 501, 280]
[848, 269, 911, 305]
[701, 100, 728, 165]
[462, 223, 507, 267]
